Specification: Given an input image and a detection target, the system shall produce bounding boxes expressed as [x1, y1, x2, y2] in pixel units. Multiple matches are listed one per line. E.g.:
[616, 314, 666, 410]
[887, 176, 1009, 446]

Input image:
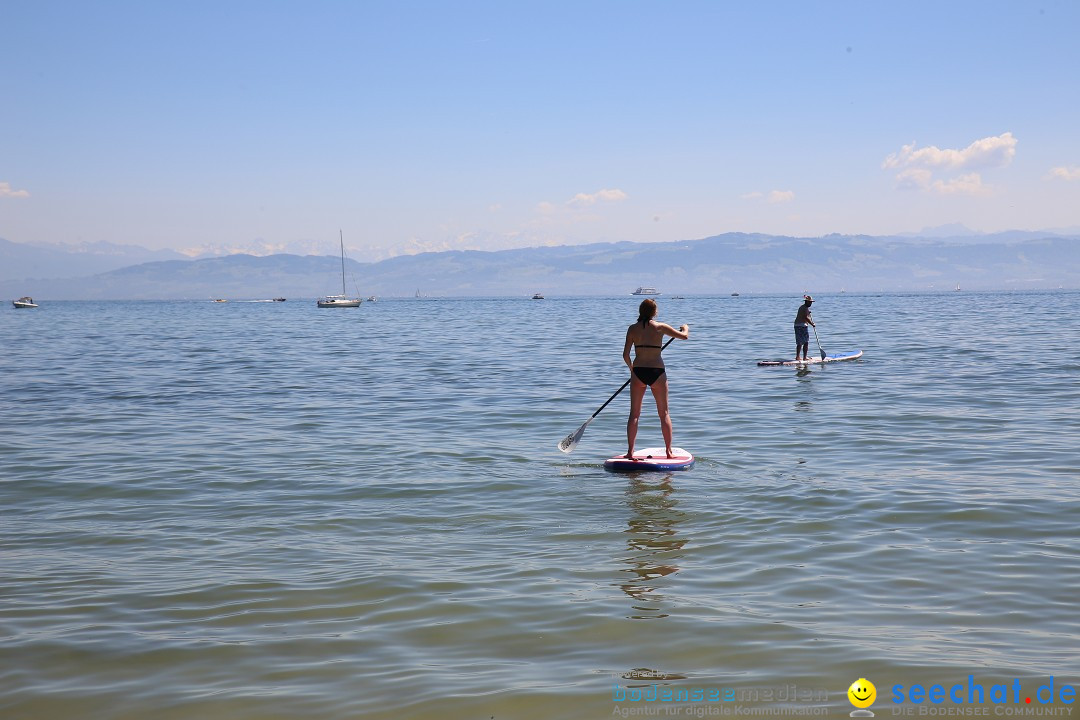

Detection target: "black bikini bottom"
[633, 367, 666, 386]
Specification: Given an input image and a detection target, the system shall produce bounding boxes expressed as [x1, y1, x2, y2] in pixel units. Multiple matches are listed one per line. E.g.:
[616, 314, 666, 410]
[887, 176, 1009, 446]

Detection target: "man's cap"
[804, 295, 814, 302]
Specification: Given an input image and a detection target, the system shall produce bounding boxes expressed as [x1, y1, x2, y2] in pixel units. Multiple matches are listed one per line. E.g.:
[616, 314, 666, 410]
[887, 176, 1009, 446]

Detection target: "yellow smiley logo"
[848, 678, 877, 708]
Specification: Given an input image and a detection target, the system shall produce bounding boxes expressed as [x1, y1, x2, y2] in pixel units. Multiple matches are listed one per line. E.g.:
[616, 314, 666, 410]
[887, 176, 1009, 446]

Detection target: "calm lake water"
[2, 291, 1078, 720]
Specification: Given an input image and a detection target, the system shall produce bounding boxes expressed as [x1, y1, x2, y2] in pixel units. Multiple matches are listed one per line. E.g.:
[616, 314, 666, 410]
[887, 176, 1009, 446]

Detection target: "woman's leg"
[626, 374, 646, 457]
[650, 375, 674, 457]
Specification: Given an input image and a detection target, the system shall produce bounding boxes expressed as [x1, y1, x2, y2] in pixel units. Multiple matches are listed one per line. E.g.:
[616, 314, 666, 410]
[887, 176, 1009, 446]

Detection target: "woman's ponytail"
[637, 298, 657, 327]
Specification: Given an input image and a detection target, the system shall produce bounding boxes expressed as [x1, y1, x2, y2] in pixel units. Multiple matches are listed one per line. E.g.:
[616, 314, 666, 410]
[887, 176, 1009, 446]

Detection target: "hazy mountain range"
[2, 230, 1077, 300]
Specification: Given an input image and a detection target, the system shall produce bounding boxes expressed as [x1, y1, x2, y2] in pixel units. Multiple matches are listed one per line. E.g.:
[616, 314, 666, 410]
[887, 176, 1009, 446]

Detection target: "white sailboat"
[317, 231, 362, 308]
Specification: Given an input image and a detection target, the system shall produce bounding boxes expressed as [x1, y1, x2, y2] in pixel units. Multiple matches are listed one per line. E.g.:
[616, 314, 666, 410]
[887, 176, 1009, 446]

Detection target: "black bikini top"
[636, 344, 663, 349]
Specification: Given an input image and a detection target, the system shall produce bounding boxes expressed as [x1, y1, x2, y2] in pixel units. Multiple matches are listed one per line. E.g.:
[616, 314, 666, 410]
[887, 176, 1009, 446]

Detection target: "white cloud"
[741, 190, 794, 203]
[1048, 166, 1080, 181]
[566, 188, 627, 207]
[883, 133, 1015, 196]
[895, 168, 933, 190]
[883, 132, 1017, 171]
[534, 188, 628, 224]
[895, 168, 987, 196]
[0, 181, 30, 198]
[930, 173, 987, 196]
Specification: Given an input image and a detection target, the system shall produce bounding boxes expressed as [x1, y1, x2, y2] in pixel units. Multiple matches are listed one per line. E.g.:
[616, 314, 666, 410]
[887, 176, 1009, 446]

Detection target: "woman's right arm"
[660, 322, 690, 340]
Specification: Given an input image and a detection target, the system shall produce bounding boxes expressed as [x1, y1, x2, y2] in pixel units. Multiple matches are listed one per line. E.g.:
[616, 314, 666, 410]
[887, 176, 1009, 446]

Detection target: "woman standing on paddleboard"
[622, 299, 690, 460]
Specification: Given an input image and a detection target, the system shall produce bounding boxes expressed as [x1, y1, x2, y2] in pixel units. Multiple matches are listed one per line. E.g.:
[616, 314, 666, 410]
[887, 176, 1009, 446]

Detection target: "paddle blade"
[557, 418, 591, 453]
[820, 349, 827, 361]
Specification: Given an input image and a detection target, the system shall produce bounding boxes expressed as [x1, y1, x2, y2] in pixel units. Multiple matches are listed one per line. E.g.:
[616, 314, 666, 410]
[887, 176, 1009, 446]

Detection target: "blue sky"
[2, 0, 1079, 259]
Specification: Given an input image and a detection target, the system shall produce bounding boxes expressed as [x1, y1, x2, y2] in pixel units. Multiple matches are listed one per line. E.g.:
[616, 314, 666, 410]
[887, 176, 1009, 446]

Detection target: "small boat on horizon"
[532, 292, 544, 300]
[318, 231, 362, 308]
[273, 297, 286, 302]
[631, 286, 661, 296]
[731, 292, 740, 297]
[367, 295, 377, 303]
[13, 296, 38, 308]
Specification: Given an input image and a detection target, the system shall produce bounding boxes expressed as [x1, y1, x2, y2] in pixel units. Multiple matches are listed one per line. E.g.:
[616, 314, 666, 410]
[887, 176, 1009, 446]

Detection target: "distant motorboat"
[532, 292, 544, 300]
[367, 295, 377, 303]
[731, 293, 740, 297]
[631, 287, 661, 296]
[670, 295, 685, 300]
[212, 299, 227, 303]
[273, 297, 286, 302]
[13, 296, 38, 309]
[318, 231, 362, 308]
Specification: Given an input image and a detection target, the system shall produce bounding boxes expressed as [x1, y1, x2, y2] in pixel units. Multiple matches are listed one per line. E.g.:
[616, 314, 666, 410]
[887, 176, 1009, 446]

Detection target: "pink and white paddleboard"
[604, 447, 695, 473]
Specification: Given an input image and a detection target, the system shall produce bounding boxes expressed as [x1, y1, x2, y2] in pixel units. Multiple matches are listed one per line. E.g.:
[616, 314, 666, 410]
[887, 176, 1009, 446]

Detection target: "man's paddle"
[557, 336, 676, 453]
[812, 325, 827, 361]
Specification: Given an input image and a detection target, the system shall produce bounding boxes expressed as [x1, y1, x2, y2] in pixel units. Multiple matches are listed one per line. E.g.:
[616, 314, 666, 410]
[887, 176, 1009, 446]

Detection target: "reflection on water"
[617, 475, 688, 620]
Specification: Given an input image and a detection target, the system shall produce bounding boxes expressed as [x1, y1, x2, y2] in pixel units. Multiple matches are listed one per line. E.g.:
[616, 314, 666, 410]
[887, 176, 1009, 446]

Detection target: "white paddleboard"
[757, 349, 863, 367]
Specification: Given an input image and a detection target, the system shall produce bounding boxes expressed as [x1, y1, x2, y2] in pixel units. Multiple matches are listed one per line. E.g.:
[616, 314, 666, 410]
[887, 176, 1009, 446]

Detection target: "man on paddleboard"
[794, 295, 816, 362]
[622, 299, 690, 459]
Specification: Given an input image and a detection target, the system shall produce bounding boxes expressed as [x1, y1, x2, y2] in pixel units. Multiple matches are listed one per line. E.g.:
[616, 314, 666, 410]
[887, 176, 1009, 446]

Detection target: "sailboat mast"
[339, 229, 346, 295]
